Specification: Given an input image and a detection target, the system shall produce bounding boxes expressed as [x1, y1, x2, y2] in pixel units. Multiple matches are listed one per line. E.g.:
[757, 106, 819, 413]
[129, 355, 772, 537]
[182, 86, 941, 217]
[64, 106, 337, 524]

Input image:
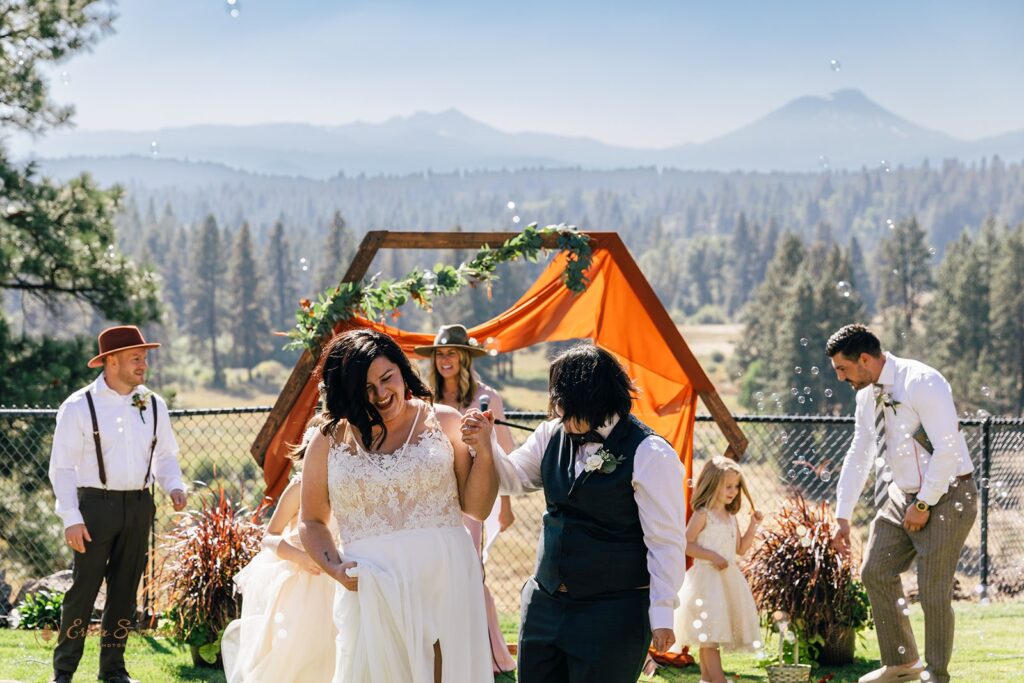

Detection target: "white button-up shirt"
[835, 352, 973, 519]
[48, 374, 186, 528]
[492, 415, 687, 631]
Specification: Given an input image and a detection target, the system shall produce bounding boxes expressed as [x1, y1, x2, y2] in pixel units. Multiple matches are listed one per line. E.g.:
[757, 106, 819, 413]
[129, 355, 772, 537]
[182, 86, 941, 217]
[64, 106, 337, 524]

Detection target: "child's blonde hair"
[690, 456, 755, 515]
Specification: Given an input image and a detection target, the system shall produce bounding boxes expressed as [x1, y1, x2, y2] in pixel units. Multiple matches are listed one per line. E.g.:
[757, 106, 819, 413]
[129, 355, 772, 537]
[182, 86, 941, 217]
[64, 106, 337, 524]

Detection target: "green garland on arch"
[284, 223, 592, 352]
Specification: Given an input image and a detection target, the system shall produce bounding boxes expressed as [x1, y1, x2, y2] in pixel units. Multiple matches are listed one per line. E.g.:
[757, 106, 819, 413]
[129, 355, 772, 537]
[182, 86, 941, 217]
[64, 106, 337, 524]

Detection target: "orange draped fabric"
[261, 234, 713, 503]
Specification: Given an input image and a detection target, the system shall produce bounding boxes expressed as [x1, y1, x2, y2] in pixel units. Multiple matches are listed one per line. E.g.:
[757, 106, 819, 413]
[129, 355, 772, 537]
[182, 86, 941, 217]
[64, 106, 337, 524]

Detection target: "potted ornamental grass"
[156, 487, 265, 666]
[745, 495, 873, 666]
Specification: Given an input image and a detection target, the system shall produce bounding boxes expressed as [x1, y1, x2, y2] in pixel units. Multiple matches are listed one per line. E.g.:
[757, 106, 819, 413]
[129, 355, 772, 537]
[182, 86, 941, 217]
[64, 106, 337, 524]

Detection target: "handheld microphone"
[479, 394, 490, 413]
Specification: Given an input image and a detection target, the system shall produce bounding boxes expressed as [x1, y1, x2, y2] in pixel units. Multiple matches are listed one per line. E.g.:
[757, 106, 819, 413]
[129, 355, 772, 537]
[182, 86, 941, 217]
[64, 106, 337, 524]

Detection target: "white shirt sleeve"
[835, 389, 874, 520]
[491, 419, 555, 495]
[151, 397, 186, 493]
[48, 399, 86, 529]
[910, 373, 965, 506]
[632, 435, 687, 631]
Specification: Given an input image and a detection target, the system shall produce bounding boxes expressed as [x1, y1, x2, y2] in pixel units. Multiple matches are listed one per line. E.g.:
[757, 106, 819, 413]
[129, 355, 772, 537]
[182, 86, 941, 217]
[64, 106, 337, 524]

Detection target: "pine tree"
[265, 219, 297, 333]
[726, 214, 758, 316]
[734, 233, 806, 410]
[228, 223, 270, 380]
[187, 215, 225, 387]
[922, 230, 990, 406]
[316, 211, 357, 293]
[877, 216, 933, 351]
[989, 224, 1024, 414]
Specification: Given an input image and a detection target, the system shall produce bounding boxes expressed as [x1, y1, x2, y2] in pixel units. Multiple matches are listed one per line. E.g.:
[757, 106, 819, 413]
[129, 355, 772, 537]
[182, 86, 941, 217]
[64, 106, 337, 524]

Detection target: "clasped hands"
[459, 408, 494, 451]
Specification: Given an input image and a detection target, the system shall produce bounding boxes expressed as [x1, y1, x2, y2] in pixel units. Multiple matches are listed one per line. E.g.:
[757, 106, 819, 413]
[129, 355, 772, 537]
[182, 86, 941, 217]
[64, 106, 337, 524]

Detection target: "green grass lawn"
[3, 601, 1020, 682]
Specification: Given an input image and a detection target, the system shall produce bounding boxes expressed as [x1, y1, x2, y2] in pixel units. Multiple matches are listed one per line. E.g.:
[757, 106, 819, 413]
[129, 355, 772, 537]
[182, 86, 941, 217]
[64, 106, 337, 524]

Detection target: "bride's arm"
[436, 405, 497, 521]
[299, 429, 358, 590]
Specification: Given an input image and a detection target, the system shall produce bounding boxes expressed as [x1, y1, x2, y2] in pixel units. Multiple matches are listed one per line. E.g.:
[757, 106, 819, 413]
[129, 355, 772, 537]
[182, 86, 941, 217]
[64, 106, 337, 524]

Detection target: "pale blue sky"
[47, 0, 1024, 147]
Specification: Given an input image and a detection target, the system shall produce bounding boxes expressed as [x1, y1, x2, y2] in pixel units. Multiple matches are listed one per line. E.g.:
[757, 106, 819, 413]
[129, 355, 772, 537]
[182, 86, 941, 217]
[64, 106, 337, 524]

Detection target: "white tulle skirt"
[331, 526, 492, 683]
[221, 547, 338, 682]
[671, 559, 762, 652]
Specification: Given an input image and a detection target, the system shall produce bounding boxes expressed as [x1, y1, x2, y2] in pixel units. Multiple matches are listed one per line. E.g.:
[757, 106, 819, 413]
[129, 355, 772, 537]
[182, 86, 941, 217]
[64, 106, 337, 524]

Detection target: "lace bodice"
[327, 406, 464, 544]
[696, 509, 738, 563]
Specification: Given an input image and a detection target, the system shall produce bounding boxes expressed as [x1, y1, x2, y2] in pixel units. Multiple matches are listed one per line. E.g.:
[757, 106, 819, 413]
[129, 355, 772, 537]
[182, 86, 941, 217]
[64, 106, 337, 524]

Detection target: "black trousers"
[518, 578, 652, 683]
[53, 488, 154, 677]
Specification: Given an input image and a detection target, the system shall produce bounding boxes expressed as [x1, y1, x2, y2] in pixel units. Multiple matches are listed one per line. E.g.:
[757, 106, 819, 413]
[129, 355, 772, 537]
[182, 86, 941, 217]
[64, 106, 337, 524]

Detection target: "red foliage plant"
[154, 488, 267, 650]
[744, 495, 872, 664]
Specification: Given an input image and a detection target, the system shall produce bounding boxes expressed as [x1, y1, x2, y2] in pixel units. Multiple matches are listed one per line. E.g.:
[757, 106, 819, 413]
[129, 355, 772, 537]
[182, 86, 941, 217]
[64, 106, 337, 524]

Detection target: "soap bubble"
[824, 389, 833, 398]
[836, 281, 852, 298]
[512, 215, 520, 224]
[483, 337, 500, 357]
[507, 201, 516, 210]
[829, 59, 841, 72]
[799, 337, 809, 347]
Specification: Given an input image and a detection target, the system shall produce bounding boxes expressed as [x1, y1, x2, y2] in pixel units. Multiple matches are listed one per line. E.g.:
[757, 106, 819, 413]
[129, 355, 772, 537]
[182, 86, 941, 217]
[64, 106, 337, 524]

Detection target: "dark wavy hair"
[826, 323, 882, 360]
[314, 329, 432, 450]
[548, 343, 637, 429]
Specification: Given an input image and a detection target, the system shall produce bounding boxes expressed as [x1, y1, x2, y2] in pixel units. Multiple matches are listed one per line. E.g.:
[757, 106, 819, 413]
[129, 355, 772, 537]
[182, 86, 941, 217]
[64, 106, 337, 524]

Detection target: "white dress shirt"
[492, 415, 687, 631]
[49, 374, 186, 528]
[835, 352, 973, 520]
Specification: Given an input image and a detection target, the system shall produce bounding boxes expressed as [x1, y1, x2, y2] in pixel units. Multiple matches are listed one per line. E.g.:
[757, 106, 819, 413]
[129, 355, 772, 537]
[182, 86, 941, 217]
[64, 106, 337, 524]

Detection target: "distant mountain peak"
[12, 91, 1023, 177]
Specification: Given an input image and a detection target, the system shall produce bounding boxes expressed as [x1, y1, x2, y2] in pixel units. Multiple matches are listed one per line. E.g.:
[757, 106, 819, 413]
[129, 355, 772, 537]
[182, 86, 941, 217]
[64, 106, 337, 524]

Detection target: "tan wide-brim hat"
[413, 324, 486, 358]
[87, 325, 161, 368]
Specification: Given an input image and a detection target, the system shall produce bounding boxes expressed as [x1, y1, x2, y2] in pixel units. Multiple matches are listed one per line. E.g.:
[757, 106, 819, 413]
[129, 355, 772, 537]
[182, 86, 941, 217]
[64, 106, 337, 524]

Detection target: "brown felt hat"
[87, 326, 161, 368]
[413, 324, 486, 358]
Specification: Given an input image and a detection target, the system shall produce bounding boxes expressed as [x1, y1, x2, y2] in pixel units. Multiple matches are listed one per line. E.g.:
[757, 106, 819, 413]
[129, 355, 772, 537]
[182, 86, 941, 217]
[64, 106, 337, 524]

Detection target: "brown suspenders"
[83, 392, 159, 489]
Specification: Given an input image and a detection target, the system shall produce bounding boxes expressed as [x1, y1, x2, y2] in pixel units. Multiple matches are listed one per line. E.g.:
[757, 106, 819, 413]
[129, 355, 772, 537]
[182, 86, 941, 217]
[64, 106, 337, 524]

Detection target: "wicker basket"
[766, 663, 812, 683]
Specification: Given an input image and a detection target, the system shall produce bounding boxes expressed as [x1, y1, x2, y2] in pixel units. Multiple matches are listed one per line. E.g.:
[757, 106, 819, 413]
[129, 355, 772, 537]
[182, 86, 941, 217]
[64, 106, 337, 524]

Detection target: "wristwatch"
[914, 499, 930, 512]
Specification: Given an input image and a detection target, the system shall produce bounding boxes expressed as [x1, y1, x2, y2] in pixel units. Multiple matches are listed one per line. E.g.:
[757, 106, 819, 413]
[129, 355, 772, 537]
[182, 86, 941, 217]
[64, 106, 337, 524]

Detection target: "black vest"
[535, 415, 654, 598]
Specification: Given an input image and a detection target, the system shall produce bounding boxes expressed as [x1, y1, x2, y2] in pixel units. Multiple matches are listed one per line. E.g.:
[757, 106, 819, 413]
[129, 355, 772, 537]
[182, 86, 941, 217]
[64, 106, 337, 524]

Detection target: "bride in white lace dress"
[300, 329, 499, 683]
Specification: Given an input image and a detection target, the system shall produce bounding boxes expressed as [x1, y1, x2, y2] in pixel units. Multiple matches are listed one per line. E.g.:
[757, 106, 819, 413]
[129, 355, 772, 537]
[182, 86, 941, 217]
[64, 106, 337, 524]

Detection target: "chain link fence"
[2, 407, 1022, 625]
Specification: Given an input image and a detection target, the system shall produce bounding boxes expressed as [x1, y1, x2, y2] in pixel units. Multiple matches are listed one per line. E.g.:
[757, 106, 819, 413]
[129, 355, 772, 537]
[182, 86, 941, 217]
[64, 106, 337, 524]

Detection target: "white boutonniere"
[131, 390, 154, 423]
[583, 448, 626, 474]
[874, 390, 900, 414]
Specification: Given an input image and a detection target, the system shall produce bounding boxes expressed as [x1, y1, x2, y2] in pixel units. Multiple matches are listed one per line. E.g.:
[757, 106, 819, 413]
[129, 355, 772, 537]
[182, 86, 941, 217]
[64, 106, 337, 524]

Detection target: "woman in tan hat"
[415, 324, 517, 674]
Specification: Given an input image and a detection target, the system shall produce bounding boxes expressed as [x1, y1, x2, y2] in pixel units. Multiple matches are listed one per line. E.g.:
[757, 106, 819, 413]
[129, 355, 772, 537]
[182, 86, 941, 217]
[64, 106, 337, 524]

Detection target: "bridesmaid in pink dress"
[416, 324, 517, 674]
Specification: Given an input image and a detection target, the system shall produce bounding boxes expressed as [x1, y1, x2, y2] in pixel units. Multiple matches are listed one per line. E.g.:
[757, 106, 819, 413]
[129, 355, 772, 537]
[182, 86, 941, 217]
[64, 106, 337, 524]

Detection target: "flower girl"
[671, 456, 763, 683]
[221, 417, 338, 682]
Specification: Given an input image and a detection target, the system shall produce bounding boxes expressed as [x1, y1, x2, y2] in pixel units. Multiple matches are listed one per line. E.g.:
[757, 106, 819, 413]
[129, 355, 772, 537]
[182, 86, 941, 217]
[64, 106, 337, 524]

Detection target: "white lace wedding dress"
[327, 403, 491, 682]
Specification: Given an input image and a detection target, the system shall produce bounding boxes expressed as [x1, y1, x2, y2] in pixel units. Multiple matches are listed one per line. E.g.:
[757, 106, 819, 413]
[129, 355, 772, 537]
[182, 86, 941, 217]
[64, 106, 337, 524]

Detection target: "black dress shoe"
[50, 672, 73, 683]
[100, 671, 139, 683]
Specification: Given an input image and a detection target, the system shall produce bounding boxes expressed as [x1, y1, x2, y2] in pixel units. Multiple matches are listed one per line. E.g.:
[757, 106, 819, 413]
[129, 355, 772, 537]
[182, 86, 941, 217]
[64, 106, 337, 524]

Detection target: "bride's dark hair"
[314, 329, 433, 450]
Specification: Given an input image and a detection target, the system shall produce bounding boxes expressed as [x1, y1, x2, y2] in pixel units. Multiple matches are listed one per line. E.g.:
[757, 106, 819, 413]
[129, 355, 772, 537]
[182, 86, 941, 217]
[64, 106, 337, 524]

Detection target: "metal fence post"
[979, 417, 991, 595]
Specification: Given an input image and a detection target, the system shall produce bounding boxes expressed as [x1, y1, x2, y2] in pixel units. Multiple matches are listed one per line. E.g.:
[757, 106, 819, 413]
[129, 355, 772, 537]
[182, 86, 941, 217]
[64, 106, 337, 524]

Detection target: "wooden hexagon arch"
[252, 230, 747, 500]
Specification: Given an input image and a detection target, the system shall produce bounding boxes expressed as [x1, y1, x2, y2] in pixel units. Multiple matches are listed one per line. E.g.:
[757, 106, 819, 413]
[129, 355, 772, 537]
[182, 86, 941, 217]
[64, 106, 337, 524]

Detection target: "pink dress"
[462, 384, 517, 673]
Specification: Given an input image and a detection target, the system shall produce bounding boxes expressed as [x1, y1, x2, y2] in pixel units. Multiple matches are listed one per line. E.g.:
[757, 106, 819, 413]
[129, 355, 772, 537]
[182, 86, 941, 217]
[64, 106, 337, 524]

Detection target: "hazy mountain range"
[12, 89, 1024, 181]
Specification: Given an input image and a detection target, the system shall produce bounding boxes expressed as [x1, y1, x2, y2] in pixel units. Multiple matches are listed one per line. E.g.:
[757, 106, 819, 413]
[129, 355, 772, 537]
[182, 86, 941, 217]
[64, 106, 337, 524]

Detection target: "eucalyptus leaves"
[285, 223, 592, 352]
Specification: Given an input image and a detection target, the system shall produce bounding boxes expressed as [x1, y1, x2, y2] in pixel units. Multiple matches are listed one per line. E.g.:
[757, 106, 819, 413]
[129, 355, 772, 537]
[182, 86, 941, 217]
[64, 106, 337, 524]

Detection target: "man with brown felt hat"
[48, 326, 187, 683]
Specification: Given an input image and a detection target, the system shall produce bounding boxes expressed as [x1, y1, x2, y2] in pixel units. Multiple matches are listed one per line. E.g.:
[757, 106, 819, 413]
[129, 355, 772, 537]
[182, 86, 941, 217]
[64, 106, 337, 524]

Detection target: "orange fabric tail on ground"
[262, 234, 709, 507]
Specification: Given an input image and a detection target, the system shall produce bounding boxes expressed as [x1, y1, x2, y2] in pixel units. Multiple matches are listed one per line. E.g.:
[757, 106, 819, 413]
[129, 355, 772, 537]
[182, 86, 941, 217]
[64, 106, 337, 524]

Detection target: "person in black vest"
[461, 343, 686, 682]
[47, 326, 187, 683]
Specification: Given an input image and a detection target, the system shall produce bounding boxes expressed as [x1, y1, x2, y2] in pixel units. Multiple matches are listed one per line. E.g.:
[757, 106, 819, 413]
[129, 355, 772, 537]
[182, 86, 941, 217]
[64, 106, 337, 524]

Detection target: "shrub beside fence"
[1, 407, 1021, 623]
